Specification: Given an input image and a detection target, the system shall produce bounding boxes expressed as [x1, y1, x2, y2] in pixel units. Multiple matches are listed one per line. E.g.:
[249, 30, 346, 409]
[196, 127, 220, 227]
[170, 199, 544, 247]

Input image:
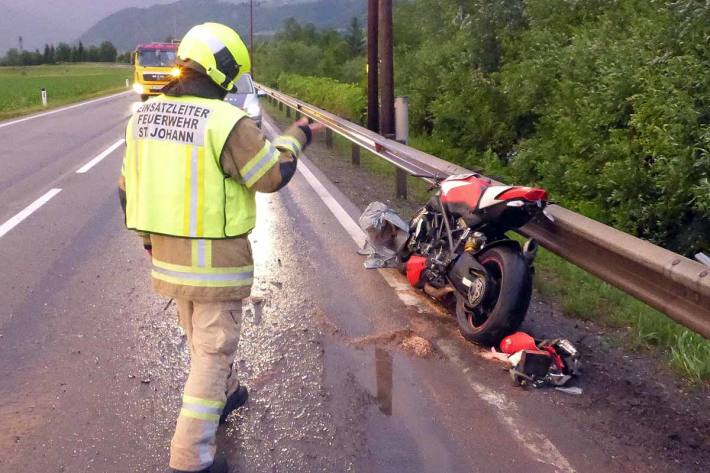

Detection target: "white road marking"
[0, 188, 62, 238]
[0, 91, 131, 130]
[76, 139, 125, 174]
[263, 117, 576, 472]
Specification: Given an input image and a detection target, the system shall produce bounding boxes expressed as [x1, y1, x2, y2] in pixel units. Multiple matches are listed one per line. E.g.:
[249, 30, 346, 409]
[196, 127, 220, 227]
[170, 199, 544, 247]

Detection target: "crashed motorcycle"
[360, 173, 548, 345]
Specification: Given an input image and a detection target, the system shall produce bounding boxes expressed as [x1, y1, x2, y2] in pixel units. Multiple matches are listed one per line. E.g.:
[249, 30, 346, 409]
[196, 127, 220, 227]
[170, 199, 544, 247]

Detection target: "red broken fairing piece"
[541, 345, 566, 371]
[500, 331, 537, 355]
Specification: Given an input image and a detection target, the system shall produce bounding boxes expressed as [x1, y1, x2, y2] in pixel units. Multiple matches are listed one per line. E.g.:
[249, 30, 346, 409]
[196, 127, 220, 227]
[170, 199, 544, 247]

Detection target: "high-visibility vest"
[123, 94, 268, 238]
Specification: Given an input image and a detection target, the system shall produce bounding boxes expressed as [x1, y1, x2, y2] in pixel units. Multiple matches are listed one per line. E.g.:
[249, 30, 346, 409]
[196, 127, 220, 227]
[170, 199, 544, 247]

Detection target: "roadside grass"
[0, 63, 131, 120]
[263, 99, 710, 383]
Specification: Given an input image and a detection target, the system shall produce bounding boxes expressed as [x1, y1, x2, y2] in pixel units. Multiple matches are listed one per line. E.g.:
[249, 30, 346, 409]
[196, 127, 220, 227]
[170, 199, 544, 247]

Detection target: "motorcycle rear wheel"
[455, 245, 532, 346]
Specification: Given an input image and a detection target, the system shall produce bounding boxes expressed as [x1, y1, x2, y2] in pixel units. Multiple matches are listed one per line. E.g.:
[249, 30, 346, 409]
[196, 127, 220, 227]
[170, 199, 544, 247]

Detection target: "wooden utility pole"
[378, 0, 395, 138]
[367, 0, 379, 132]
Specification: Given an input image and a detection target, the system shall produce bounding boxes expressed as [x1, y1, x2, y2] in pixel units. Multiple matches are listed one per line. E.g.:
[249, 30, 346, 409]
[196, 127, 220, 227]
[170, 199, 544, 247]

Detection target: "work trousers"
[169, 299, 243, 472]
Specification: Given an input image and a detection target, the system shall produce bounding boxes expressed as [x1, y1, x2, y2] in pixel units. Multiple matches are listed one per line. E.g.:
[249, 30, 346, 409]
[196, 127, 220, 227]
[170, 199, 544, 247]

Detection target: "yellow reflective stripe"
[152, 270, 253, 288]
[241, 142, 279, 188]
[191, 239, 213, 268]
[273, 135, 302, 156]
[153, 258, 252, 274]
[182, 146, 192, 236]
[195, 147, 205, 236]
[134, 140, 141, 211]
[180, 408, 220, 423]
[183, 395, 225, 408]
[240, 142, 271, 176]
[204, 240, 213, 267]
[191, 239, 200, 267]
[151, 256, 254, 287]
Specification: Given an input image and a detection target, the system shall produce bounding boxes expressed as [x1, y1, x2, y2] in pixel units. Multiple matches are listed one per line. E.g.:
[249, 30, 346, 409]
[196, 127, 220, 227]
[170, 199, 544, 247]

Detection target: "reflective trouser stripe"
[182, 146, 205, 237]
[179, 394, 224, 424]
[273, 135, 302, 157]
[152, 259, 253, 287]
[183, 395, 225, 408]
[191, 239, 212, 268]
[241, 141, 279, 187]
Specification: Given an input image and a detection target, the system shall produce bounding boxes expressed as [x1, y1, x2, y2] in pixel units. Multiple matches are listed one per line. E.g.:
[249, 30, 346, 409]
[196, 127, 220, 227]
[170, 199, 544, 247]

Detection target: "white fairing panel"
[440, 180, 472, 195]
[478, 186, 512, 209]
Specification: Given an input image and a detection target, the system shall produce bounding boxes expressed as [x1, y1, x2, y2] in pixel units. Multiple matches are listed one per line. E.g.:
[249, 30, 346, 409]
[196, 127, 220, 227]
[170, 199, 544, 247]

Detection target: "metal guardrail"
[257, 83, 710, 339]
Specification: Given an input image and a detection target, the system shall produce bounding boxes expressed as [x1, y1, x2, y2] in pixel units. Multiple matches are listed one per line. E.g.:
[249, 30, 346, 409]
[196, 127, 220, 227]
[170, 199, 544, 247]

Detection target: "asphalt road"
[0, 94, 705, 472]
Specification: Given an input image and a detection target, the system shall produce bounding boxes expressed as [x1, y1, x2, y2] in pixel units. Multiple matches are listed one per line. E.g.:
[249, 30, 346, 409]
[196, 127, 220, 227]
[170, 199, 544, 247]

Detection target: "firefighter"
[118, 22, 322, 473]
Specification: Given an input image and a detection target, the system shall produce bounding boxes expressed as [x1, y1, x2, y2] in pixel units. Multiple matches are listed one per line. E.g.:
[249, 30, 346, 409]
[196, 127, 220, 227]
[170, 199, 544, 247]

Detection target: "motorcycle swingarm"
[447, 252, 489, 297]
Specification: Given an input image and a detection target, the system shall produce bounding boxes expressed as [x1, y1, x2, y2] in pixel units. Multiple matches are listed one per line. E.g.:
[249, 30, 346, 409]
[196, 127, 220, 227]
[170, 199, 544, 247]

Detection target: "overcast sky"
[0, 0, 181, 52]
[0, 0, 312, 53]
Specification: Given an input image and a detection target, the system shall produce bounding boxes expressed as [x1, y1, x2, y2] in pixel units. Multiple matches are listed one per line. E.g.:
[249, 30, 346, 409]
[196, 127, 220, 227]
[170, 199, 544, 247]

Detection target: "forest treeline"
[0, 41, 122, 66]
[255, 0, 709, 256]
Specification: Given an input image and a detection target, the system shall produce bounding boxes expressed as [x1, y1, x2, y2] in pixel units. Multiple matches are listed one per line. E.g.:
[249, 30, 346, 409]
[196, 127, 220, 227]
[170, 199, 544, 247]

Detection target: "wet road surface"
[0, 96, 705, 472]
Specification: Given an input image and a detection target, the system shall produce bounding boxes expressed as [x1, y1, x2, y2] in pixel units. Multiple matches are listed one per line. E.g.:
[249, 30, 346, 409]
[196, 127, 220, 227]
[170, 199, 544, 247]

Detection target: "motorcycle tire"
[455, 245, 532, 346]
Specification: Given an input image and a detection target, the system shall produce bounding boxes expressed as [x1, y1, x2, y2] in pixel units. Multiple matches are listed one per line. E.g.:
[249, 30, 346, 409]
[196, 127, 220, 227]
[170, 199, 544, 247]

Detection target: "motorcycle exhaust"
[522, 238, 538, 265]
[423, 283, 455, 300]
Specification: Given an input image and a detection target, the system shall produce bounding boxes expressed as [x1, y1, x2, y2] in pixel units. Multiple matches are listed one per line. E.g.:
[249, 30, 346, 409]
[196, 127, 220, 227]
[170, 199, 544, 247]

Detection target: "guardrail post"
[295, 106, 301, 120]
[278, 101, 283, 112]
[325, 128, 333, 148]
[351, 144, 360, 166]
[286, 106, 291, 118]
[395, 96, 409, 199]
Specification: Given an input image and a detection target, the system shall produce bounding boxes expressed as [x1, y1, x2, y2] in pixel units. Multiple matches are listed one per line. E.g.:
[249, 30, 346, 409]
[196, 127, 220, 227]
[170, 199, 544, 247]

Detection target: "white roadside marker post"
[395, 96, 409, 199]
[40, 88, 48, 107]
[126, 78, 130, 88]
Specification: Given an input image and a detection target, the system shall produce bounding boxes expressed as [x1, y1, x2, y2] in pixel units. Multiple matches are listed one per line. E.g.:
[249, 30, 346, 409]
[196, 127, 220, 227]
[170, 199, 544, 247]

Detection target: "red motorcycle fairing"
[440, 174, 548, 214]
[495, 187, 548, 202]
[406, 255, 428, 287]
[439, 174, 491, 209]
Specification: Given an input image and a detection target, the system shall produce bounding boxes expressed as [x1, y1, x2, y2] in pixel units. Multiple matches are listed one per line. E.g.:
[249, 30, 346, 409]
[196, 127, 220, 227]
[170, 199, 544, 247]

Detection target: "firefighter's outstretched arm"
[220, 117, 322, 193]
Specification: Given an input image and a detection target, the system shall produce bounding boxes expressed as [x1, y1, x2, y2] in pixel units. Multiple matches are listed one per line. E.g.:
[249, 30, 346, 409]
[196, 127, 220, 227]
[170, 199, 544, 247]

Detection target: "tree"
[86, 45, 100, 62]
[116, 50, 132, 64]
[344, 17, 364, 57]
[71, 41, 85, 62]
[1, 48, 21, 66]
[43, 44, 52, 64]
[55, 42, 71, 62]
[99, 41, 117, 62]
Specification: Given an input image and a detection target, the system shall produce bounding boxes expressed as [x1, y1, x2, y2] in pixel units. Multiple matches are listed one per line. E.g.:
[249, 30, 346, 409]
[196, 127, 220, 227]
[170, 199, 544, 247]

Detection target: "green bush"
[276, 73, 366, 123]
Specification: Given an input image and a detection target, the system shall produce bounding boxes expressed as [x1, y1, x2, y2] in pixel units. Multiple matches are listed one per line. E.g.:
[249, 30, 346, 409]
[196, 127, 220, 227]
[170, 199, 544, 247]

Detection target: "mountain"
[78, 0, 365, 52]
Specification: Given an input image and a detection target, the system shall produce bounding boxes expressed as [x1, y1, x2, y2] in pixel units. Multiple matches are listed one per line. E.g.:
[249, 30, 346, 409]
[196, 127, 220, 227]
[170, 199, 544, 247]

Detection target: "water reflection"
[375, 348, 393, 416]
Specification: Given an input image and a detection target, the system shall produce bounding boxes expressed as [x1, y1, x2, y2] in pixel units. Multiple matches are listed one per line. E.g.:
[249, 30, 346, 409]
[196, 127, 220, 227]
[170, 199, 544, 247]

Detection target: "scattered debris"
[162, 298, 174, 311]
[508, 337, 581, 389]
[555, 386, 583, 395]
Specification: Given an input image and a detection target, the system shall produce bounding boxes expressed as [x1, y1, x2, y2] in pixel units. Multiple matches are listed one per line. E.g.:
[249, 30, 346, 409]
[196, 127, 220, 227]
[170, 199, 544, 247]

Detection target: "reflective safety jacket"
[124, 95, 273, 238]
[121, 93, 306, 301]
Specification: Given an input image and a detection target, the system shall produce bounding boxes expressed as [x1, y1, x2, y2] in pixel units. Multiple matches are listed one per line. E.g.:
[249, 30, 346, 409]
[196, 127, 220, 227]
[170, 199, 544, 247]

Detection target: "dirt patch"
[350, 329, 438, 359]
[399, 334, 436, 358]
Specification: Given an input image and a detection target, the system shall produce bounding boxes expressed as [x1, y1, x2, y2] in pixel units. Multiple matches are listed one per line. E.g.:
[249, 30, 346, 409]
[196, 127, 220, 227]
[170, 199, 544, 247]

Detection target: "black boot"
[170, 454, 228, 473]
[219, 385, 249, 425]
